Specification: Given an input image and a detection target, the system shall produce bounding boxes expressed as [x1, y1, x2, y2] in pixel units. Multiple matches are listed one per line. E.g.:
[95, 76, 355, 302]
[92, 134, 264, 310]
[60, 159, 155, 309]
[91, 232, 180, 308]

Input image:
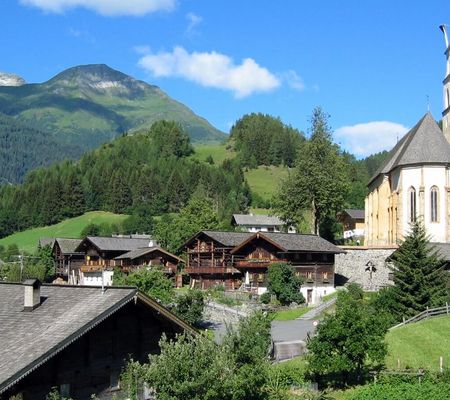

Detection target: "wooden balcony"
[185, 266, 240, 275]
[234, 259, 287, 269]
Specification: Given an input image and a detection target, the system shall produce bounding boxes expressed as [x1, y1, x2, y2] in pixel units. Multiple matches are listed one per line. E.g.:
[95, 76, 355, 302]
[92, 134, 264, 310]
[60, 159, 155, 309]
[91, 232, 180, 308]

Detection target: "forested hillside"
[0, 113, 83, 183]
[230, 113, 305, 167]
[0, 120, 249, 238]
[0, 64, 226, 182]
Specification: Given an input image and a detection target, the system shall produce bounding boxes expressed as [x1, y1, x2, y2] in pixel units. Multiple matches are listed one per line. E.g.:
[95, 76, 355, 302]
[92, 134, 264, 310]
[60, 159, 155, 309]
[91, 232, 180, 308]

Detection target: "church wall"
[401, 166, 447, 242]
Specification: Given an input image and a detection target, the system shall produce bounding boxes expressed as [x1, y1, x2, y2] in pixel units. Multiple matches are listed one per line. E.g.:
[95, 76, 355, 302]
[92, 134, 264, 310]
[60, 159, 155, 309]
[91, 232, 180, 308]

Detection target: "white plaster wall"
[401, 166, 447, 242]
[81, 270, 114, 286]
[300, 286, 335, 305]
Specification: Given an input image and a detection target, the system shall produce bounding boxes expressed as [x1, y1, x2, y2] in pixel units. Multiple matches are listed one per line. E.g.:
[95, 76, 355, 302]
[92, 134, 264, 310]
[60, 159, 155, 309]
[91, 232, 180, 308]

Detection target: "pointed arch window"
[431, 186, 439, 222]
[408, 187, 416, 223]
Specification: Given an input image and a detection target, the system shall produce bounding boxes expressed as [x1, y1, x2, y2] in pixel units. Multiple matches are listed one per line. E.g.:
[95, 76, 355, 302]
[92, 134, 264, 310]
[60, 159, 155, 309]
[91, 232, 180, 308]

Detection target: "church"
[365, 26, 450, 246]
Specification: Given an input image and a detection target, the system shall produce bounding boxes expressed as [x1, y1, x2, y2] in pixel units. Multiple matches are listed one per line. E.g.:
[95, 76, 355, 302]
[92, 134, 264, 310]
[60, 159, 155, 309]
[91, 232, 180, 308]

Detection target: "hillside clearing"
[385, 315, 450, 371]
[192, 143, 235, 164]
[0, 211, 128, 253]
[244, 166, 290, 202]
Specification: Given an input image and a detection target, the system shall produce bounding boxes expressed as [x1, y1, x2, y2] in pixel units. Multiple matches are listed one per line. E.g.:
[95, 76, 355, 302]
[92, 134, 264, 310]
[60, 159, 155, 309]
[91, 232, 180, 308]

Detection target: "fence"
[389, 303, 450, 330]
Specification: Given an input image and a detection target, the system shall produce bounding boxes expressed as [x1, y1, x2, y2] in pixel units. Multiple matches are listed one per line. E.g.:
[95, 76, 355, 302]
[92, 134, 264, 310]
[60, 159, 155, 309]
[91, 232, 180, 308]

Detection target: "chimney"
[23, 279, 41, 311]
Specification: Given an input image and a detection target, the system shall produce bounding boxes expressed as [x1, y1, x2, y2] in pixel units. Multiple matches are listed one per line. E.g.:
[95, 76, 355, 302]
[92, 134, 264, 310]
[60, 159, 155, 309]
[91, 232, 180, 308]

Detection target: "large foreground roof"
[0, 283, 195, 394]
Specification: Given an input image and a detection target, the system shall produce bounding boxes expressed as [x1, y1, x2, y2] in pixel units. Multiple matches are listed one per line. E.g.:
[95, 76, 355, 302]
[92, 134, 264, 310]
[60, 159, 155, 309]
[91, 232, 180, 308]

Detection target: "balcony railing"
[185, 266, 240, 274]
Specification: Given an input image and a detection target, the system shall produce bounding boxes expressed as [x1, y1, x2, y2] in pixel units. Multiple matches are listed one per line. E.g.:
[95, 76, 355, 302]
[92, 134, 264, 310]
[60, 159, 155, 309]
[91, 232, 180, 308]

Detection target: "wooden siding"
[4, 301, 184, 400]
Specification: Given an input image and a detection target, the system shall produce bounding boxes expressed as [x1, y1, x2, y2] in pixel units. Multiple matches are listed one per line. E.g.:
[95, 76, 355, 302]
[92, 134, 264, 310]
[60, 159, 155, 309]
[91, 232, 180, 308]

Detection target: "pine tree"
[392, 220, 449, 318]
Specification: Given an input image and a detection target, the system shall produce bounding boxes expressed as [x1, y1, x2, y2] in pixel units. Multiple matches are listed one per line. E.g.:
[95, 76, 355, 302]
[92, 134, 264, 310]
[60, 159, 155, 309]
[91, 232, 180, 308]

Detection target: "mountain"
[0, 72, 25, 87]
[0, 64, 226, 182]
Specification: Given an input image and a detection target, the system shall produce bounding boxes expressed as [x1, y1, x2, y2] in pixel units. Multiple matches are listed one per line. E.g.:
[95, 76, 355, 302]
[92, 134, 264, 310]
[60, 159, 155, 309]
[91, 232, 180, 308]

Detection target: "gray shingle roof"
[201, 231, 254, 247]
[55, 238, 83, 254]
[369, 113, 450, 185]
[232, 232, 343, 254]
[114, 246, 183, 262]
[0, 283, 196, 394]
[38, 237, 55, 248]
[0, 284, 136, 393]
[80, 236, 151, 252]
[232, 214, 284, 226]
[343, 209, 365, 220]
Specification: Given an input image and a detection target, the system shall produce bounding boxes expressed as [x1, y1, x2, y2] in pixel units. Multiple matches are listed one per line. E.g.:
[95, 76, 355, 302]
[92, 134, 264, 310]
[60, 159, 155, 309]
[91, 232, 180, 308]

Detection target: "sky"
[0, 0, 449, 158]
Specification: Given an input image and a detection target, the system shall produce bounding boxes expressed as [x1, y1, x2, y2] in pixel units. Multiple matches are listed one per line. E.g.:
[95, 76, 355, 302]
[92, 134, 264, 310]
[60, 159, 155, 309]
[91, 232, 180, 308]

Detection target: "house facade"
[231, 214, 296, 233]
[0, 280, 195, 400]
[74, 236, 156, 286]
[182, 231, 342, 304]
[338, 209, 365, 240]
[52, 238, 84, 284]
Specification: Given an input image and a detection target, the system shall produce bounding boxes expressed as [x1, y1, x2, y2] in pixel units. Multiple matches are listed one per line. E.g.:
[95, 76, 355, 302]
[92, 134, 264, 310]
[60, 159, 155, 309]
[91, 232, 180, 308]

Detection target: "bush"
[260, 292, 272, 304]
[347, 382, 450, 400]
[267, 263, 304, 306]
[174, 289, 205, 326]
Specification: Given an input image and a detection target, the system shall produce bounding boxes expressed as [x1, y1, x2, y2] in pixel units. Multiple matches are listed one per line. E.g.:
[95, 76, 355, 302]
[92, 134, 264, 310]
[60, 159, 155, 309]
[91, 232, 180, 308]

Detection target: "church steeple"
[439, 25, 450, 143]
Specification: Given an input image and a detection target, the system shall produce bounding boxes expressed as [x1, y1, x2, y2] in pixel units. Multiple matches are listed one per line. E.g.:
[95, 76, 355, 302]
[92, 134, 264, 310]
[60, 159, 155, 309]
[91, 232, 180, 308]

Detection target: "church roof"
[369, 113, 450, 185]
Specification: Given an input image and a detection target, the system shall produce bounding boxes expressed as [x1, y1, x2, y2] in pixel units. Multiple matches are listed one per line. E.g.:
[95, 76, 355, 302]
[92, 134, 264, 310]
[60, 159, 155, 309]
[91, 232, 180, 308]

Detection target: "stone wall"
[335, 247, 397, 290]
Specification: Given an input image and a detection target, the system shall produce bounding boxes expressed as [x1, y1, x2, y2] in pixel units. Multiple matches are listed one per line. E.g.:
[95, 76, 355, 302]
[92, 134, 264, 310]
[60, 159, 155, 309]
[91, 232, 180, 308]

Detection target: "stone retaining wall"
[335, 247, 397, 290]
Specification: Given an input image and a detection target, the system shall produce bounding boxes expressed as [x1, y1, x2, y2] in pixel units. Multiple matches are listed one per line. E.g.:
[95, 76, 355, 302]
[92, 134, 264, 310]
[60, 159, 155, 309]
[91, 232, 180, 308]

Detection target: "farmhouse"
[74, 236, 152, 286]
[231, 213, 296, 233]
[338, 209, 365, 240]
[183, 230, 342, 304]
[52, 238, 84, 284]
[0, 279, 195, 400]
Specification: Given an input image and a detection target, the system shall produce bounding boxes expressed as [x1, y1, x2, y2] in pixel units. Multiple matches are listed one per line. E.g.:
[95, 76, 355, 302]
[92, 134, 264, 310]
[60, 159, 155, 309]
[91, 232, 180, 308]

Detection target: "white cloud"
[283, 70, 305, 91]
[138, 46, 280, 98]
[20, 0, 176, 16]
[133, 45, 151, 55]
[186, 12, 202, 35]
[335, 121, 409, 158]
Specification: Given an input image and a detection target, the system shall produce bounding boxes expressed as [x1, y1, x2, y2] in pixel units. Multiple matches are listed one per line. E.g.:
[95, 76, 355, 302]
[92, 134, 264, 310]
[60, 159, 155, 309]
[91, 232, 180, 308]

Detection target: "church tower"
[440, 25, 450, 142]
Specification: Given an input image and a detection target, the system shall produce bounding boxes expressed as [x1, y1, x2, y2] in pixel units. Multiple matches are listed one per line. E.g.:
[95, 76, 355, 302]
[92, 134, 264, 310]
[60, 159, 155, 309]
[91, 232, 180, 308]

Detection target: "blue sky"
[0, 0, 449, 157]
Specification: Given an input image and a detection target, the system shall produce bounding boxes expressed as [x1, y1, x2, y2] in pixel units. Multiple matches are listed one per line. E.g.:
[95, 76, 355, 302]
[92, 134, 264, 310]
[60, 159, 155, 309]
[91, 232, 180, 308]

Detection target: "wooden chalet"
[182, 231, 253, 290]
[182, 231, 343, 304]
[74, 236, 154, 286]
[52, 238, 84, 284]
[114, 246, 183, 274]
[0, 280, 195, 400]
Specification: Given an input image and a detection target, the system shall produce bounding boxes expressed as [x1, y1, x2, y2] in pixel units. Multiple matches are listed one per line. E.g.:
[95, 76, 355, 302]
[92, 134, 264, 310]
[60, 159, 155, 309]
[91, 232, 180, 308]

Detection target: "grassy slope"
[244, 166, 290, 202]
[193, 143, 290, 203]
[385, 316, 450, 371]
[0, 211, 128, 254]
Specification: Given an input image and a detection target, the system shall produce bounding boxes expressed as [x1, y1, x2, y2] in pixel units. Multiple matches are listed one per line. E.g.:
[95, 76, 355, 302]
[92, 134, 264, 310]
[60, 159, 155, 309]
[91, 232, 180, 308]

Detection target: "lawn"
[244, 165, 290, 202]
[192, 143, 235, 164]
[272, 307, 310, 321]
[0, 211, 128, 254]
[385, 315, 450, 371]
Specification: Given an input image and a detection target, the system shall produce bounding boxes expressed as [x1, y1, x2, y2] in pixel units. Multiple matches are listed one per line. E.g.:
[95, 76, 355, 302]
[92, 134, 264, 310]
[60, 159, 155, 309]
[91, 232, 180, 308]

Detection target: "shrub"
[267, 263, 304, 306]
[174, 289, 205, 326]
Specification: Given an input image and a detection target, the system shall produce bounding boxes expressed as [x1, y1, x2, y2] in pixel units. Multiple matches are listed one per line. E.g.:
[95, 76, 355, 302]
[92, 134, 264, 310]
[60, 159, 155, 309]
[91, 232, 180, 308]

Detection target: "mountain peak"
[46, 64, 149, 93]
[0, 71, 26, 87]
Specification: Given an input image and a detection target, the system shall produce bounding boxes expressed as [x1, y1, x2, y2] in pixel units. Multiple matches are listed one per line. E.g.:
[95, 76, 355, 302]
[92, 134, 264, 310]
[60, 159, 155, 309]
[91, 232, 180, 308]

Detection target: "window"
[306, 271, 313, 282]
[323, 271, 329, 281]
[60, 384, 70, 398]
[408, 187, 416, 222]
[388, 272, 394, 281]
[431, 186, 439, 222]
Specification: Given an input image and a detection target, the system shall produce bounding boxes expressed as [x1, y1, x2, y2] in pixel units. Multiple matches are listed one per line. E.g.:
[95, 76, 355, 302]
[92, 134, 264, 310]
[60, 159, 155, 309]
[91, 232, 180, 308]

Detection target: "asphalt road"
[271, 319, 315, 342]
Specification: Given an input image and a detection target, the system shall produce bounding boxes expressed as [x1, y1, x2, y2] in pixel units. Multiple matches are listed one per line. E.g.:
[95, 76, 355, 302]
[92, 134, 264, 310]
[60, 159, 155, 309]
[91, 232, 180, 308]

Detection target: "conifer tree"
[392, 220, 449, 318]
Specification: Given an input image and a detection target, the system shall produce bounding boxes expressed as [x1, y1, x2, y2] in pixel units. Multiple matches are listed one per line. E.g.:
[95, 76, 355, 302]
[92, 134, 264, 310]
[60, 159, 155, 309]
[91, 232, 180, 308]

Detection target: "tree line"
[0, 120, 251, 238]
